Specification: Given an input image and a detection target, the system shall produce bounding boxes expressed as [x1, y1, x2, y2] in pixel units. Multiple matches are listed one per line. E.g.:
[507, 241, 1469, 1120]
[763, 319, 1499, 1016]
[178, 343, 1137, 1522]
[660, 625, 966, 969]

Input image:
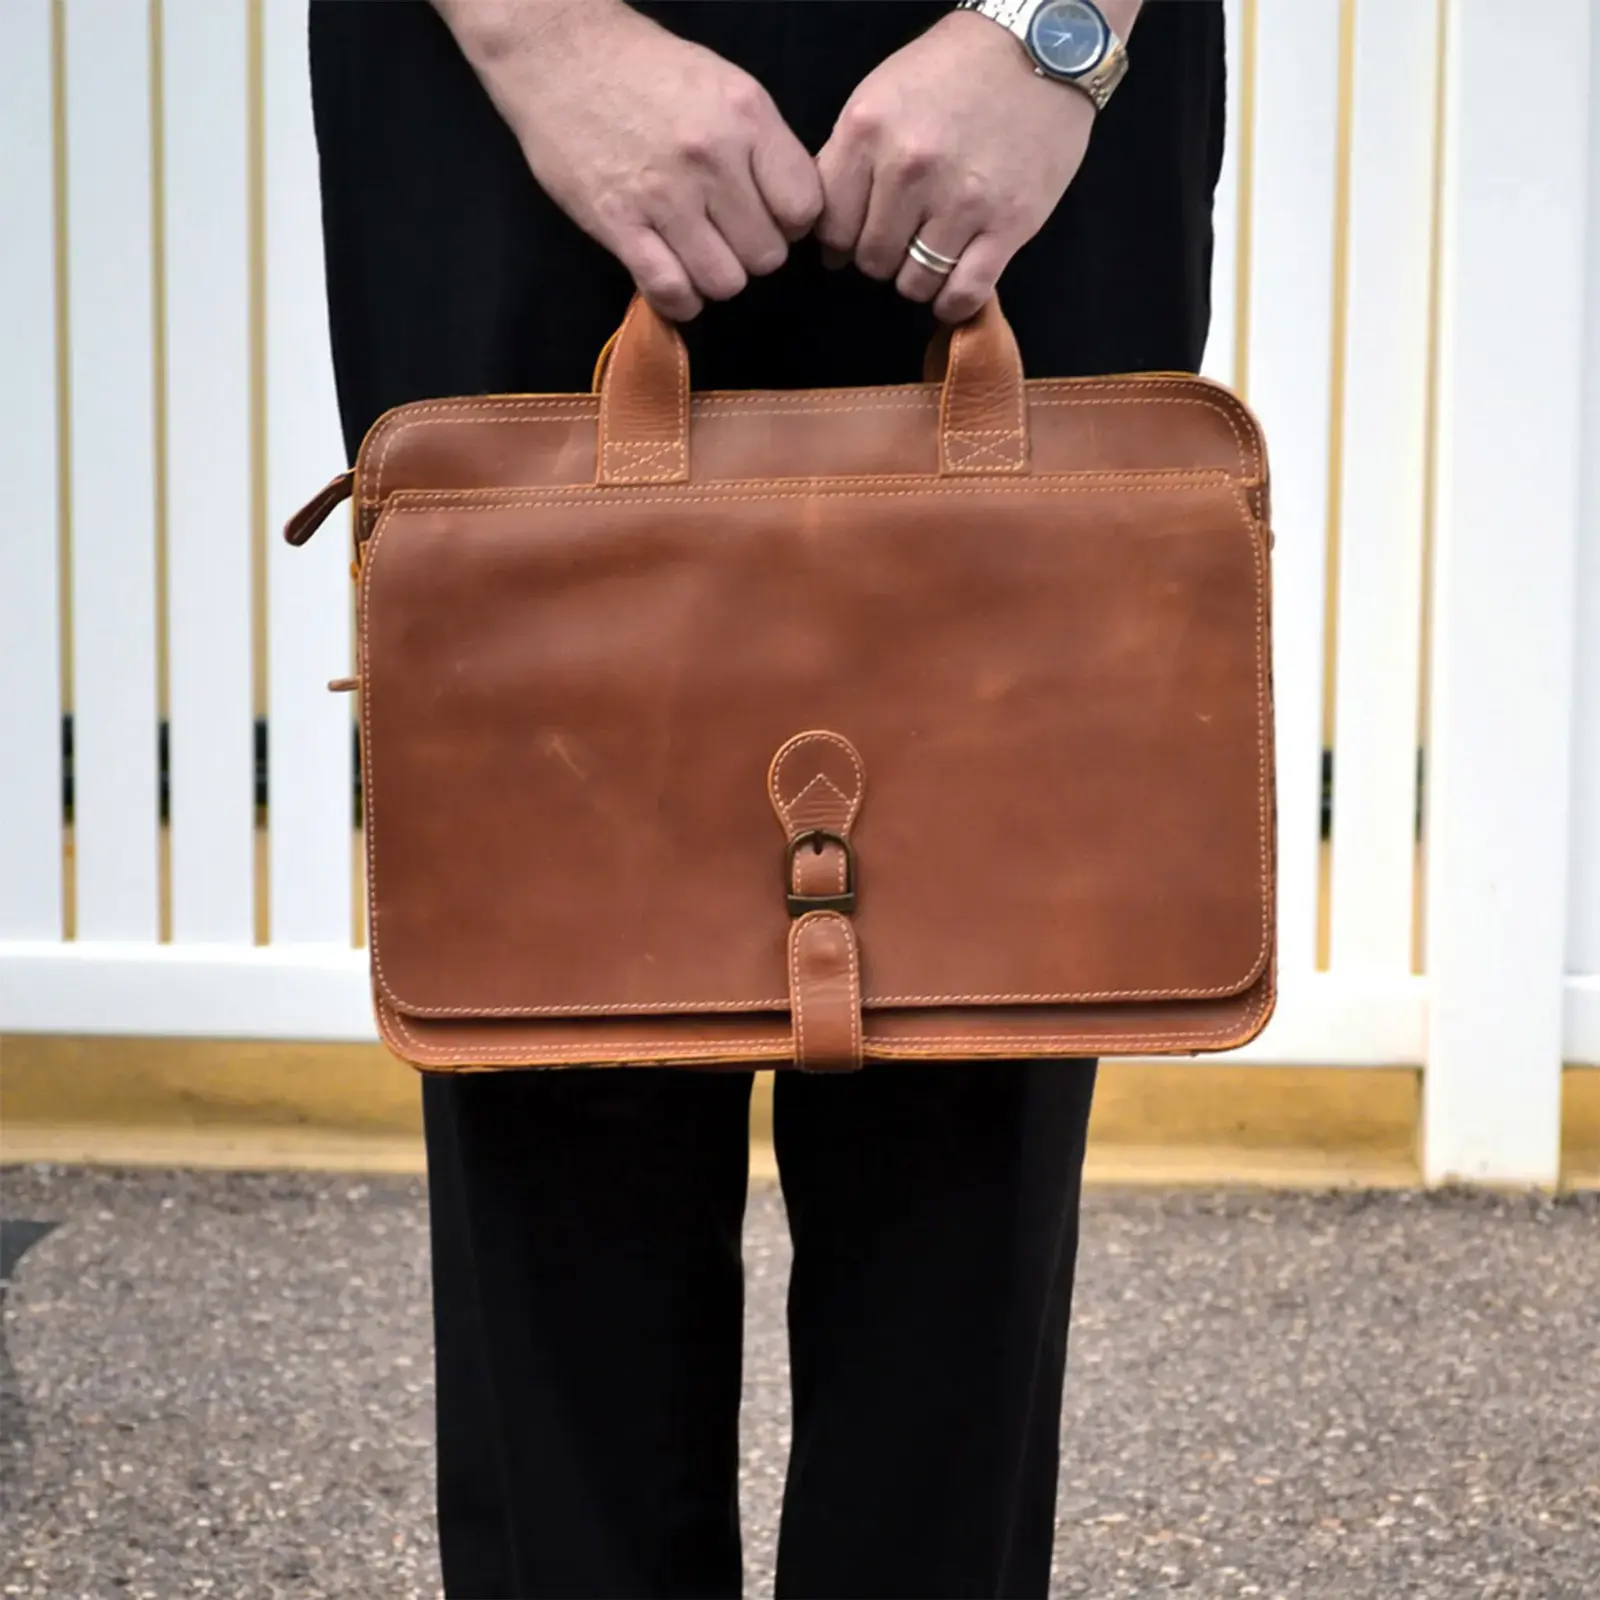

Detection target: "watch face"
[1027, 0, 1109, 79]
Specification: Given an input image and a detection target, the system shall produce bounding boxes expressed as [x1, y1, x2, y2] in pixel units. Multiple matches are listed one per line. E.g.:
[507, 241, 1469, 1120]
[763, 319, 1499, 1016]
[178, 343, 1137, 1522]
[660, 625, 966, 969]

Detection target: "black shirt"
[309, 1, 1226, 458]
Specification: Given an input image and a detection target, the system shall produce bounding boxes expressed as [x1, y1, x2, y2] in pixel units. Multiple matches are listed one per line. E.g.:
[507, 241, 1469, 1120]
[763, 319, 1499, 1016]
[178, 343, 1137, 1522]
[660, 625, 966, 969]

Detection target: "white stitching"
[846, 920, 861, 1063]
[938, 318, 961, 474]
[771, 731, 865, 827]
[377, 977, 1270, 1067]
[770, 733, 864, 902]
[945, 429, 1029, 473]
[361, 381, 1263, 502]
[361, 464, 1238, 517]
[593, 300, 689, 486]
[595, 294, 632, 477]
[380, 1002, 790, 1064]
[789, 919, 807, 1065]
[938, 318, 1026, 475]
[375, 474, 1241, 514]
[361, 480, 1272, 1014]
[599, 438, 686, 483]
[788, 772, 850, 822]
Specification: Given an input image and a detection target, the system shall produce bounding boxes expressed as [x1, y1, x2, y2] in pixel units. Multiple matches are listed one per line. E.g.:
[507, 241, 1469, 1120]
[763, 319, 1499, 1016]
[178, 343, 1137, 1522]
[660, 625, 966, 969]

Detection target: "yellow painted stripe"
[1564, 1068, 1600, 1189]
[6, 1039, 1591, 1189]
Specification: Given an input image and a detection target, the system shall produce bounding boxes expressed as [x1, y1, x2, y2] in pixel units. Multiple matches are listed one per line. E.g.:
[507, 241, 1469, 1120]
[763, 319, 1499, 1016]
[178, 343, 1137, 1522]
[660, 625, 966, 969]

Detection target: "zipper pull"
[283, 469, 354, 547]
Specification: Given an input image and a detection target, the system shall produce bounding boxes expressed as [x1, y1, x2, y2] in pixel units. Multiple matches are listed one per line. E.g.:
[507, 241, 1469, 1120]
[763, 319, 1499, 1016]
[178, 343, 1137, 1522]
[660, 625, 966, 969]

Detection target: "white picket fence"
[2, 1, 1596, 1183]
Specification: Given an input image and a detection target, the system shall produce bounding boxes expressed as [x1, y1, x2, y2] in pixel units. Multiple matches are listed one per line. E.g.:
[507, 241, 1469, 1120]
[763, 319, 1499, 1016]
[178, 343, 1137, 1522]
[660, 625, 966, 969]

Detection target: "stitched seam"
[360, 464, 1240, 513]
[374, 476, 1243, 514]
[373, 979, 1274, 1014]
[846, 921, 861, 1063]
[381, 1003, 791, 1064]
[364, 483, 1271, 1013]
[1012, 338, 1027, 464]
[599, 439, 685, 483]
[938, 321, 960, 473]
[674, 311, 686, 477]
[1032, 393, 1256, 480]
[948, 441, 1011, 466]
[772, 732, 865, 828]
[789, 920, 808, 1066]
[595, 294, 631, 476]
[360, 506, 393, 1006]
[601, 441, 679, 465]
[593, 301, 688, 485]
[939, 321, 1026, 475]
[788, 772, 851, 822]
[870, 980, 1273, 1050]
[945, 430, 1028, 473]
[362, 384, 1261, 501]
[378, 979, 1267, 1066]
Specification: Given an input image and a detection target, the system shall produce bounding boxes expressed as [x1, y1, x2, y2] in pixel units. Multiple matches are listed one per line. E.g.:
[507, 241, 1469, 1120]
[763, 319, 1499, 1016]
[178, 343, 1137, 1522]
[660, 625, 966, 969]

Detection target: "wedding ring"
[907, 235, 961, 277]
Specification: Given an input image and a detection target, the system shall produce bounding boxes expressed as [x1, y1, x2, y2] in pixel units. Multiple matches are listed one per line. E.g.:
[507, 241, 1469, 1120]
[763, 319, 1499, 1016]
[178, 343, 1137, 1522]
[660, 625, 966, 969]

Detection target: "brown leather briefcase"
[285, 295, 1275, 1073]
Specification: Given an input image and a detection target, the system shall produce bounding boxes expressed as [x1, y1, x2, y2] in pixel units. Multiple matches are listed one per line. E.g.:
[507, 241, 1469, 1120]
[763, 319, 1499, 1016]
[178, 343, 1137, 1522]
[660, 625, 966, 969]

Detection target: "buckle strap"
[769, 731, 866, 1072]
[785, 829, 855, 917]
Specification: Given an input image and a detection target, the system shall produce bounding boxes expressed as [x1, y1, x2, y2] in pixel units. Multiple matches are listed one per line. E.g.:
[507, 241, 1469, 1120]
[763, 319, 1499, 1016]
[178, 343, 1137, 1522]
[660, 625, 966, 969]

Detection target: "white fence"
[2, 1, 1596, 1184]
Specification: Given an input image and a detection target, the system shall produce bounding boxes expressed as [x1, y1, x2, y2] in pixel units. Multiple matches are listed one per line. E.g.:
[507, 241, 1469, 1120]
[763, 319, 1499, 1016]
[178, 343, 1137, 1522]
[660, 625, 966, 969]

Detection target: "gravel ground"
[1, 1165, 1595, 1599]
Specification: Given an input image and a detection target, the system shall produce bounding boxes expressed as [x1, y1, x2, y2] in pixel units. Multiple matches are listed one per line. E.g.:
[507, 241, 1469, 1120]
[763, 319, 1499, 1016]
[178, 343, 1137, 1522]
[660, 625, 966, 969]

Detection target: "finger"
[814, 133, 872, 259]
[657, 210, 749, 304]
[750, 125, 824, 243]
[707, 162, 791, 278]
[894, 219, 981, 305]
[617, 227, 702, 322]
[853, 161, 931, 282]
[932, 233, 1010, 325]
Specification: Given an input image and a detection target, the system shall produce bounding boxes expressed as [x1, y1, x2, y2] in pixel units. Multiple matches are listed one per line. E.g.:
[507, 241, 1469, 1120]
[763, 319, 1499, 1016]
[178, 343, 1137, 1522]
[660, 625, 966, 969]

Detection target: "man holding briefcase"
[309, 3, 1227, 1594]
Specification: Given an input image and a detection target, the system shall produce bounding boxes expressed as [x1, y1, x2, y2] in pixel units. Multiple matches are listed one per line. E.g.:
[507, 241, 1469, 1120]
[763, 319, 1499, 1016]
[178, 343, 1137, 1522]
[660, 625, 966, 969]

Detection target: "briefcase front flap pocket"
[360, 474, 1272, 1023]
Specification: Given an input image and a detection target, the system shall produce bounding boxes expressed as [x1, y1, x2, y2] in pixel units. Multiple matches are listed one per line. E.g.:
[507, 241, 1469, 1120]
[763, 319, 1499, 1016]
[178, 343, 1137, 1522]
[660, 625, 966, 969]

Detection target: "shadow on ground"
[1, 1166, 1595, 1599]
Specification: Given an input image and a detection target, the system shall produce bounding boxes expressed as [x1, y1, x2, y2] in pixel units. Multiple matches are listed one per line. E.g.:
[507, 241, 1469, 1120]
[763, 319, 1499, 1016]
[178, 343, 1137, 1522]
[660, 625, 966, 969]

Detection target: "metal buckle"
[785, 829, 857, 917]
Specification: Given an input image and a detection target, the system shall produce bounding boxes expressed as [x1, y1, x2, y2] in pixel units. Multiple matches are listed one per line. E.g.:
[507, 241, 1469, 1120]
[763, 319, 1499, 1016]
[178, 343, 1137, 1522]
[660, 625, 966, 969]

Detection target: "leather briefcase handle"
[594, 293, 1029, 486]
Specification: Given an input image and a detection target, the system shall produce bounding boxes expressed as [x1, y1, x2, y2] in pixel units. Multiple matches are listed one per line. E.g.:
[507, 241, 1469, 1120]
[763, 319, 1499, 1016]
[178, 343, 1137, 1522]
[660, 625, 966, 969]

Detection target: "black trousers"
[424, 1063, 1097, 1599]
[310, 7, 1223, 1594]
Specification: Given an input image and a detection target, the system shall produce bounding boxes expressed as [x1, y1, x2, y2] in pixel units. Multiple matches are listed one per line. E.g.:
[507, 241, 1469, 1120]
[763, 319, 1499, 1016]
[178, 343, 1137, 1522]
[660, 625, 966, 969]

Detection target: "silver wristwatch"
[956, 0, 1130, 111]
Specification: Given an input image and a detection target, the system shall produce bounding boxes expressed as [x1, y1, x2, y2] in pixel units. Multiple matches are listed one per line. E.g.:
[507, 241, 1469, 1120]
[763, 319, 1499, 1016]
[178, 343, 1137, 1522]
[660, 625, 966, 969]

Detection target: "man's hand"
[433, 0, 822, 320]
[816, 10, 1102, 323]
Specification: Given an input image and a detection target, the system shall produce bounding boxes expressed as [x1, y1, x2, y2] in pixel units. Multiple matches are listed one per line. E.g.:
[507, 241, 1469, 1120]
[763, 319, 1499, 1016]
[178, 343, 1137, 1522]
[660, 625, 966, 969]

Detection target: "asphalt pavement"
[2, 1165, 1595, 1598]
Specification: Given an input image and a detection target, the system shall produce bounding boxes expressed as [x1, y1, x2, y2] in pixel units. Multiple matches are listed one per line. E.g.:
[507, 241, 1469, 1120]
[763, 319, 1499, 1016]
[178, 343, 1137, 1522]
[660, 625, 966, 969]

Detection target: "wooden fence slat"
[0, 943, 373, 1039]
[0, 1, 65, 940]
[0, 945, 1427, 1062]
[1241, 0, 1343, 980]
[1423, 0, 1590, 1180]
[64, 0, 161, 941]
[1563, 4, 1600, 1058]
[262, 0, 352, 945]
[1326, 0, 1438, 973]
[162, 0, 255, 944]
